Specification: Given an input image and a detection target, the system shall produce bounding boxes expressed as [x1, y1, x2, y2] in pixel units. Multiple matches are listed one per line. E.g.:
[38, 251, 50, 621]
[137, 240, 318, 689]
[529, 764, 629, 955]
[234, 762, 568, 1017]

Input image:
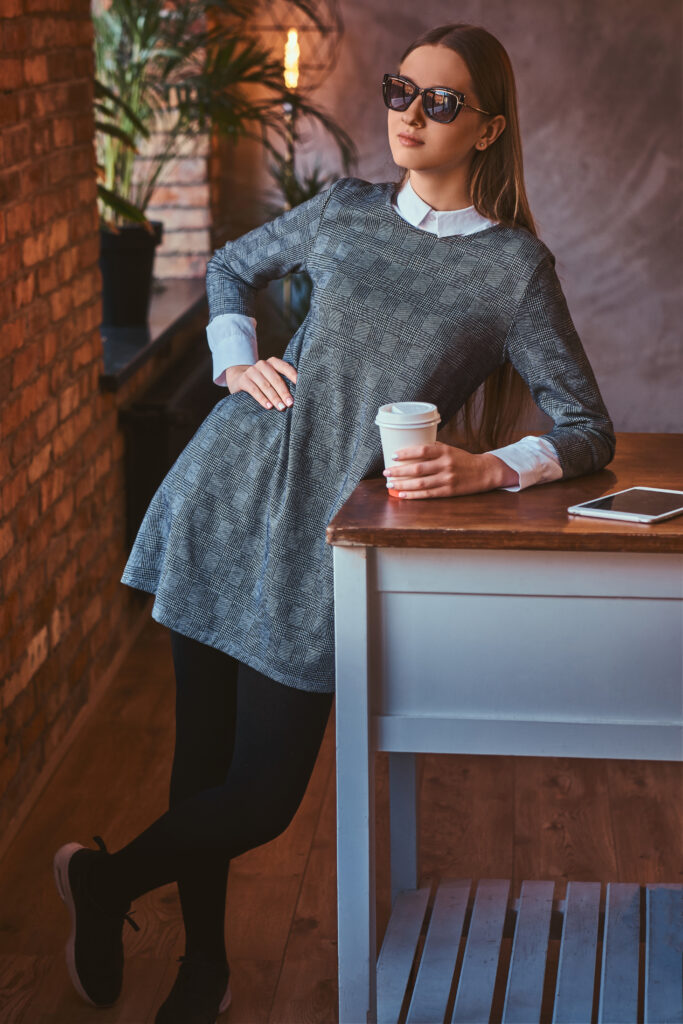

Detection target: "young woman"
[53, 22, 615, 1024]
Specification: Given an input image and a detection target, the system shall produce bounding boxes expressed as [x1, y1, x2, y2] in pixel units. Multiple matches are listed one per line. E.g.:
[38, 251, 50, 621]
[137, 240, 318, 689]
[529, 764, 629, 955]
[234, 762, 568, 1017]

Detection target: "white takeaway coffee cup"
[374, 401, 441, 497]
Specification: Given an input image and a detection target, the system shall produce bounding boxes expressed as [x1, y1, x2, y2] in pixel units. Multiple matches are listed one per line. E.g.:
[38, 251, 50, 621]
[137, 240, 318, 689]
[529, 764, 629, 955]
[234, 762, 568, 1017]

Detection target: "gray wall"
[238, 0, 682, 432]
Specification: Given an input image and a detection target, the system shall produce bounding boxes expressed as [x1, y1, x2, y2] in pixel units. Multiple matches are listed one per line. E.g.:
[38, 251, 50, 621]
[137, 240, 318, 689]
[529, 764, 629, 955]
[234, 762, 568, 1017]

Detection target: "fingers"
[385, 470, 445, 496]
[268, 356, 298, 385]
[244, 360, 295, 410]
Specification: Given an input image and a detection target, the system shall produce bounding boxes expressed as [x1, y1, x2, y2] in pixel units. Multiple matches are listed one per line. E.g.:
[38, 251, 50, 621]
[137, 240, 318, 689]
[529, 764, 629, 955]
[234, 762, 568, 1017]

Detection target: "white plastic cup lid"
[375, 401, 440, 427]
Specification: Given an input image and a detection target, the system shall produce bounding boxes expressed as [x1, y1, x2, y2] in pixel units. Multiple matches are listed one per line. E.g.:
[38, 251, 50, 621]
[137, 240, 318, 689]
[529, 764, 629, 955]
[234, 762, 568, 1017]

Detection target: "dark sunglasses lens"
[384, 76, 413, 111]
[425, 89, 459, 123]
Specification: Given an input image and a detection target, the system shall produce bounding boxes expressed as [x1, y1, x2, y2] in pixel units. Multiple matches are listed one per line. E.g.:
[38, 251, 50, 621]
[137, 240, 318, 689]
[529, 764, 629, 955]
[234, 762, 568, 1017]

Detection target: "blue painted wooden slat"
[598, 882, 640, 1024]
[645, 884, 683, 1024]
[502, 880, 555, 1024]
[406, 878, 470, 1024]
[451, 878, 510, 1024]
[377, 887, 431, 1024]
[552, 880, 601, 1024]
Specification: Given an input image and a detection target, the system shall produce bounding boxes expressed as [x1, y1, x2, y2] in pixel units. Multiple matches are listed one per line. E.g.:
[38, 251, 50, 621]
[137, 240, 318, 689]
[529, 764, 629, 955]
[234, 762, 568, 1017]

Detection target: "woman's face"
[387, 44, 493, 177]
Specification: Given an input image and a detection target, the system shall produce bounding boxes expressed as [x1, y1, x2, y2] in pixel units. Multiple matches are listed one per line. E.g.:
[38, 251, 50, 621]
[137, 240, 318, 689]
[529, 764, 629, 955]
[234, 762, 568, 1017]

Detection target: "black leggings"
[103, 629, 334, 962]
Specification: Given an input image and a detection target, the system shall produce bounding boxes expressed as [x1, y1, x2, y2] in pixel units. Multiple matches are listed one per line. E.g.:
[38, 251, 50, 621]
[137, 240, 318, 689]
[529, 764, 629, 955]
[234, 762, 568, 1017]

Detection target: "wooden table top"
[326, 433, 683, 553]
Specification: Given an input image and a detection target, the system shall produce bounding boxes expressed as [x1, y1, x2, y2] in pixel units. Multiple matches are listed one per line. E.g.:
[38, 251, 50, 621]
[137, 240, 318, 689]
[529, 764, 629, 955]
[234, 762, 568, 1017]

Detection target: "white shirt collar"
[393, 176, 498, 238]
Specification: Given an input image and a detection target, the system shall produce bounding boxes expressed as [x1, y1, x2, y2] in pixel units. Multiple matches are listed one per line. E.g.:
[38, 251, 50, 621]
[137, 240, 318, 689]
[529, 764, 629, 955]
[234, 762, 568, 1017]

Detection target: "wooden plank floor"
[0, 617, 680, 1023]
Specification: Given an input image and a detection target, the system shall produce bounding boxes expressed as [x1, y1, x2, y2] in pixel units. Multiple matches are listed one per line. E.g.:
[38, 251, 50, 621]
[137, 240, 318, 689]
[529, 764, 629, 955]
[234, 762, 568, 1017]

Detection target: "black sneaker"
[154, 952, 232, 1024]
[53, 834, 140, 1006]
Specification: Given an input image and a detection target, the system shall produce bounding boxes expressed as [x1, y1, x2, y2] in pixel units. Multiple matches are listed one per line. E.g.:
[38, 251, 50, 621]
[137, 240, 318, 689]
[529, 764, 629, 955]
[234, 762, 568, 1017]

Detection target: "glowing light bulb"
[284, 28, 300, 91]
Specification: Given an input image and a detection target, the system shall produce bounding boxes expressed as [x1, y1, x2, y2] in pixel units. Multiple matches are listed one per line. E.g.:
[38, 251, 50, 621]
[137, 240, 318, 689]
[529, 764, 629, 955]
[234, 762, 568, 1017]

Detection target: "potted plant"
[92, 0, 356, 327]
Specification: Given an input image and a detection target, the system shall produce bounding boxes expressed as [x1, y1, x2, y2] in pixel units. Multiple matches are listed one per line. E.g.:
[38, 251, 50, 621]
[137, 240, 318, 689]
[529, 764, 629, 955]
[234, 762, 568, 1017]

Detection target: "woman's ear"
[476, 114, 506, 151]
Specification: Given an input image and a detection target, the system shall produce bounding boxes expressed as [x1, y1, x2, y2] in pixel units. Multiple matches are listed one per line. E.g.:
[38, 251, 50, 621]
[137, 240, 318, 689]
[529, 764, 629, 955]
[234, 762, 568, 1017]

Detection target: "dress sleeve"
[503, 254, 616, 479]
[205, 180, 339, 324]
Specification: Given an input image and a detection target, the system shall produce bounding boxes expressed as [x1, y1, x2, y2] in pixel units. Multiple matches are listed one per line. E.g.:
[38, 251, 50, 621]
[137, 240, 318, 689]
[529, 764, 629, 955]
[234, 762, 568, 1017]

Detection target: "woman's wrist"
[478, 452, 520, 490]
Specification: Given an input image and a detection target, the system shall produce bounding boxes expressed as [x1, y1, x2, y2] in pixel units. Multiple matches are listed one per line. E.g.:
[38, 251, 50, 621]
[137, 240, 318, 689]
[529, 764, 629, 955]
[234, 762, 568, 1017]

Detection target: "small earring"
[477, 142, 487, 150]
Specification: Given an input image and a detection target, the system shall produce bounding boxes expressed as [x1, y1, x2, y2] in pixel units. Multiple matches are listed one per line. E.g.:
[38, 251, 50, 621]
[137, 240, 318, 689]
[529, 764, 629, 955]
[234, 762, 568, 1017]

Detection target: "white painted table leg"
[334, 545, 377, 1024]
[389, 752, 418, 906]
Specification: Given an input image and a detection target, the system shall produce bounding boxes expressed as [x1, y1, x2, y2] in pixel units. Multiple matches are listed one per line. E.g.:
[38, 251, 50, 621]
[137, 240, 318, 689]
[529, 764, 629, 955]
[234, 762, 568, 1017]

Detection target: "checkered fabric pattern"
[121, 177, 615, 693]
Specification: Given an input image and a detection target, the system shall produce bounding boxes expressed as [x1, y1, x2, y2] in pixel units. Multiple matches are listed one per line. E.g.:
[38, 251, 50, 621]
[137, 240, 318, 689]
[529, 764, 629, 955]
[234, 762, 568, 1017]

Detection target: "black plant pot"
[99, 220, 164, 327]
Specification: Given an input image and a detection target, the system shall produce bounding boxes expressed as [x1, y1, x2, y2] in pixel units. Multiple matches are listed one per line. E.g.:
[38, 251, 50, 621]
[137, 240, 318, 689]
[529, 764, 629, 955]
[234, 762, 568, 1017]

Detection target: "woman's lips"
[397, 133, 424, 147]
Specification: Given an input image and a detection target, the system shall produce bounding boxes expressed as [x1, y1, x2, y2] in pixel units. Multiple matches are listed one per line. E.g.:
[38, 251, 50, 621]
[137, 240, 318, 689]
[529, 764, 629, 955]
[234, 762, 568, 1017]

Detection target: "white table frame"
[333, 543, 683, 1024]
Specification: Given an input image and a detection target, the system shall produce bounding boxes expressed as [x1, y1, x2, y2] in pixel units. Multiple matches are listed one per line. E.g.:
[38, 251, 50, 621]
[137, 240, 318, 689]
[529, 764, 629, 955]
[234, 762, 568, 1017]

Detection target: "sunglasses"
[382, 73, 493, 124]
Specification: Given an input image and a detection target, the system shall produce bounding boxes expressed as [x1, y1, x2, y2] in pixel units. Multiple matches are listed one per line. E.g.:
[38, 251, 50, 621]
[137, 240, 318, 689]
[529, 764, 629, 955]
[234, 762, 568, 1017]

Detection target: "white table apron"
[333, 543, 683, 1024]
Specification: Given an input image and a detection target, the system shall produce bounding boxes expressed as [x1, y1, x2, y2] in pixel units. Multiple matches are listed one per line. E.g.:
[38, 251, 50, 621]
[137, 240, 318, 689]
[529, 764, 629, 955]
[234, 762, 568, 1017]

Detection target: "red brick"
[48, 216, 70, 256]
[93, 447, 111, 482]
[72, 268, 96, 308]
[6, 200, 33, 239]
[27, 441, 51, 484]
[1, 0, 23, 16]
[23, 54, 48, 86]
[20, 708, 46, 759]
[0, 522, 14, 560]
[70, 336, 96, 371]
[2, 17, 30, 51]
[12, 340, 41, 388]
[10, 419, 35, 466]
[13, 272, 35, 310]
[49, 286, 73, 322]
[21, 229, 47, 267]
[53, 488, 74, 530]
[0, 240, 22, 278]
[19, 370, 48, 421]
[3, 541, 27, 594]
[58, 382, 79, 421]
[52, 405, 92, 457]
[57, 246, 78, 283]
[0, 318, 24, 354]
[37, 260, 58, 295]
[52, 117, 74, 148]
[46, 533, 68, 578]
[74, 461, 94, 498]
[66, 80, 90, 112]
[42, 330, 57, 364]
[0, 363, 11, 405]
[0, 94, 20, 128]
[30, 120, 52, 158]
[0, 57, 23, 91]
[35, 399, 58, 440]
[27, 519, 49, 562]
[55, 559, 77, 602]
[1, 395, 22, 438]
[39, 465, 65, 512]
[24, 301, 49, 341]
[4, 125, 31, 166]
[0, 170, 22, 205]
[18, 491, 42, 537]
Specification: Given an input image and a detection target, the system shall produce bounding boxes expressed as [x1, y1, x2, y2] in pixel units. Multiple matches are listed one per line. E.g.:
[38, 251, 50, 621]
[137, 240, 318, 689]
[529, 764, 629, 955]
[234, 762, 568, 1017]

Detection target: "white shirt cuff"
[206, 313, 258, 386]
[487, 435, 563, 491]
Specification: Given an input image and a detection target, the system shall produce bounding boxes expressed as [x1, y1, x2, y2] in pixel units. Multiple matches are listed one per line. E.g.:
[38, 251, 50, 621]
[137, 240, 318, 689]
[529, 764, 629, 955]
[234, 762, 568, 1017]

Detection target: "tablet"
[567, 487, 683, 524]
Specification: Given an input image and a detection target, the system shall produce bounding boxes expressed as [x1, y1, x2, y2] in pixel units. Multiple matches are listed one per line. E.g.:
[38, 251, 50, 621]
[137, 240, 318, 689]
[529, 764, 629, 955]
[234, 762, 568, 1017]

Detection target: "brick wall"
[137, 124, 212, 279]
[0, 0, 197, 853]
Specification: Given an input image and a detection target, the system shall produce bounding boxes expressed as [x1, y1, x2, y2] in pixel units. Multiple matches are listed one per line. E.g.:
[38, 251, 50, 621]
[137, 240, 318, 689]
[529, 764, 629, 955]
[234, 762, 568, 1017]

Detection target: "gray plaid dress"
[121, 176, 615, 693]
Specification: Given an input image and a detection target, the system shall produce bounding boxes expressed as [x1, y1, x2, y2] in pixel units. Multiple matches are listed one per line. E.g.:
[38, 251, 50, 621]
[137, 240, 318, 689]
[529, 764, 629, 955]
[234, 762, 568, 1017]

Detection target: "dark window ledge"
[99, 278, 208, 392]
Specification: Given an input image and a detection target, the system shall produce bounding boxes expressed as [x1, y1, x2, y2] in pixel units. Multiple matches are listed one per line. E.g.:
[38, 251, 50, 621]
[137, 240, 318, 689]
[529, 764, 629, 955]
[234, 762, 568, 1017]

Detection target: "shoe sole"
[53, 842, 116, 1008]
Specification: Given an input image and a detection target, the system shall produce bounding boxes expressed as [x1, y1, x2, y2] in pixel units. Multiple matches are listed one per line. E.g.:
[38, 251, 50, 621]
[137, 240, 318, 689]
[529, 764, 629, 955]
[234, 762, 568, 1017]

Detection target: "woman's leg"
[97, 654, 334, 906]
[168, 630, 238, 965]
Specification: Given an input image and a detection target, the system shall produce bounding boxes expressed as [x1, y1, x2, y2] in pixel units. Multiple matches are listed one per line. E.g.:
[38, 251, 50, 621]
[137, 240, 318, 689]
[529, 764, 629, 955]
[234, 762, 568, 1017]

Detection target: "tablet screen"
[580, 488, 683, 516]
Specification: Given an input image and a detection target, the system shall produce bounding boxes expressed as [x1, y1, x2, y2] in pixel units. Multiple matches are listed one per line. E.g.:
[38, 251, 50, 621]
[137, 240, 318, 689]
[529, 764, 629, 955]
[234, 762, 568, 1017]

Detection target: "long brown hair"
[395, 23, 537, 451]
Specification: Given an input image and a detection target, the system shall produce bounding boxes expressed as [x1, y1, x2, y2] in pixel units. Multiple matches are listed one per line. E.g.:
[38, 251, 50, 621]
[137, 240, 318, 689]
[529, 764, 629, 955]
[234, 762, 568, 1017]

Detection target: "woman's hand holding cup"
[225, 357, 297, 411]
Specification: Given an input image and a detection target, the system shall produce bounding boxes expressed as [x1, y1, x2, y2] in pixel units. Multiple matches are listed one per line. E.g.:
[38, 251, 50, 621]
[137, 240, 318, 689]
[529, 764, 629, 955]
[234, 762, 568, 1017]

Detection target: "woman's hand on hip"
[225, 358, 297, 411]
[382, 442, 519, 497]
